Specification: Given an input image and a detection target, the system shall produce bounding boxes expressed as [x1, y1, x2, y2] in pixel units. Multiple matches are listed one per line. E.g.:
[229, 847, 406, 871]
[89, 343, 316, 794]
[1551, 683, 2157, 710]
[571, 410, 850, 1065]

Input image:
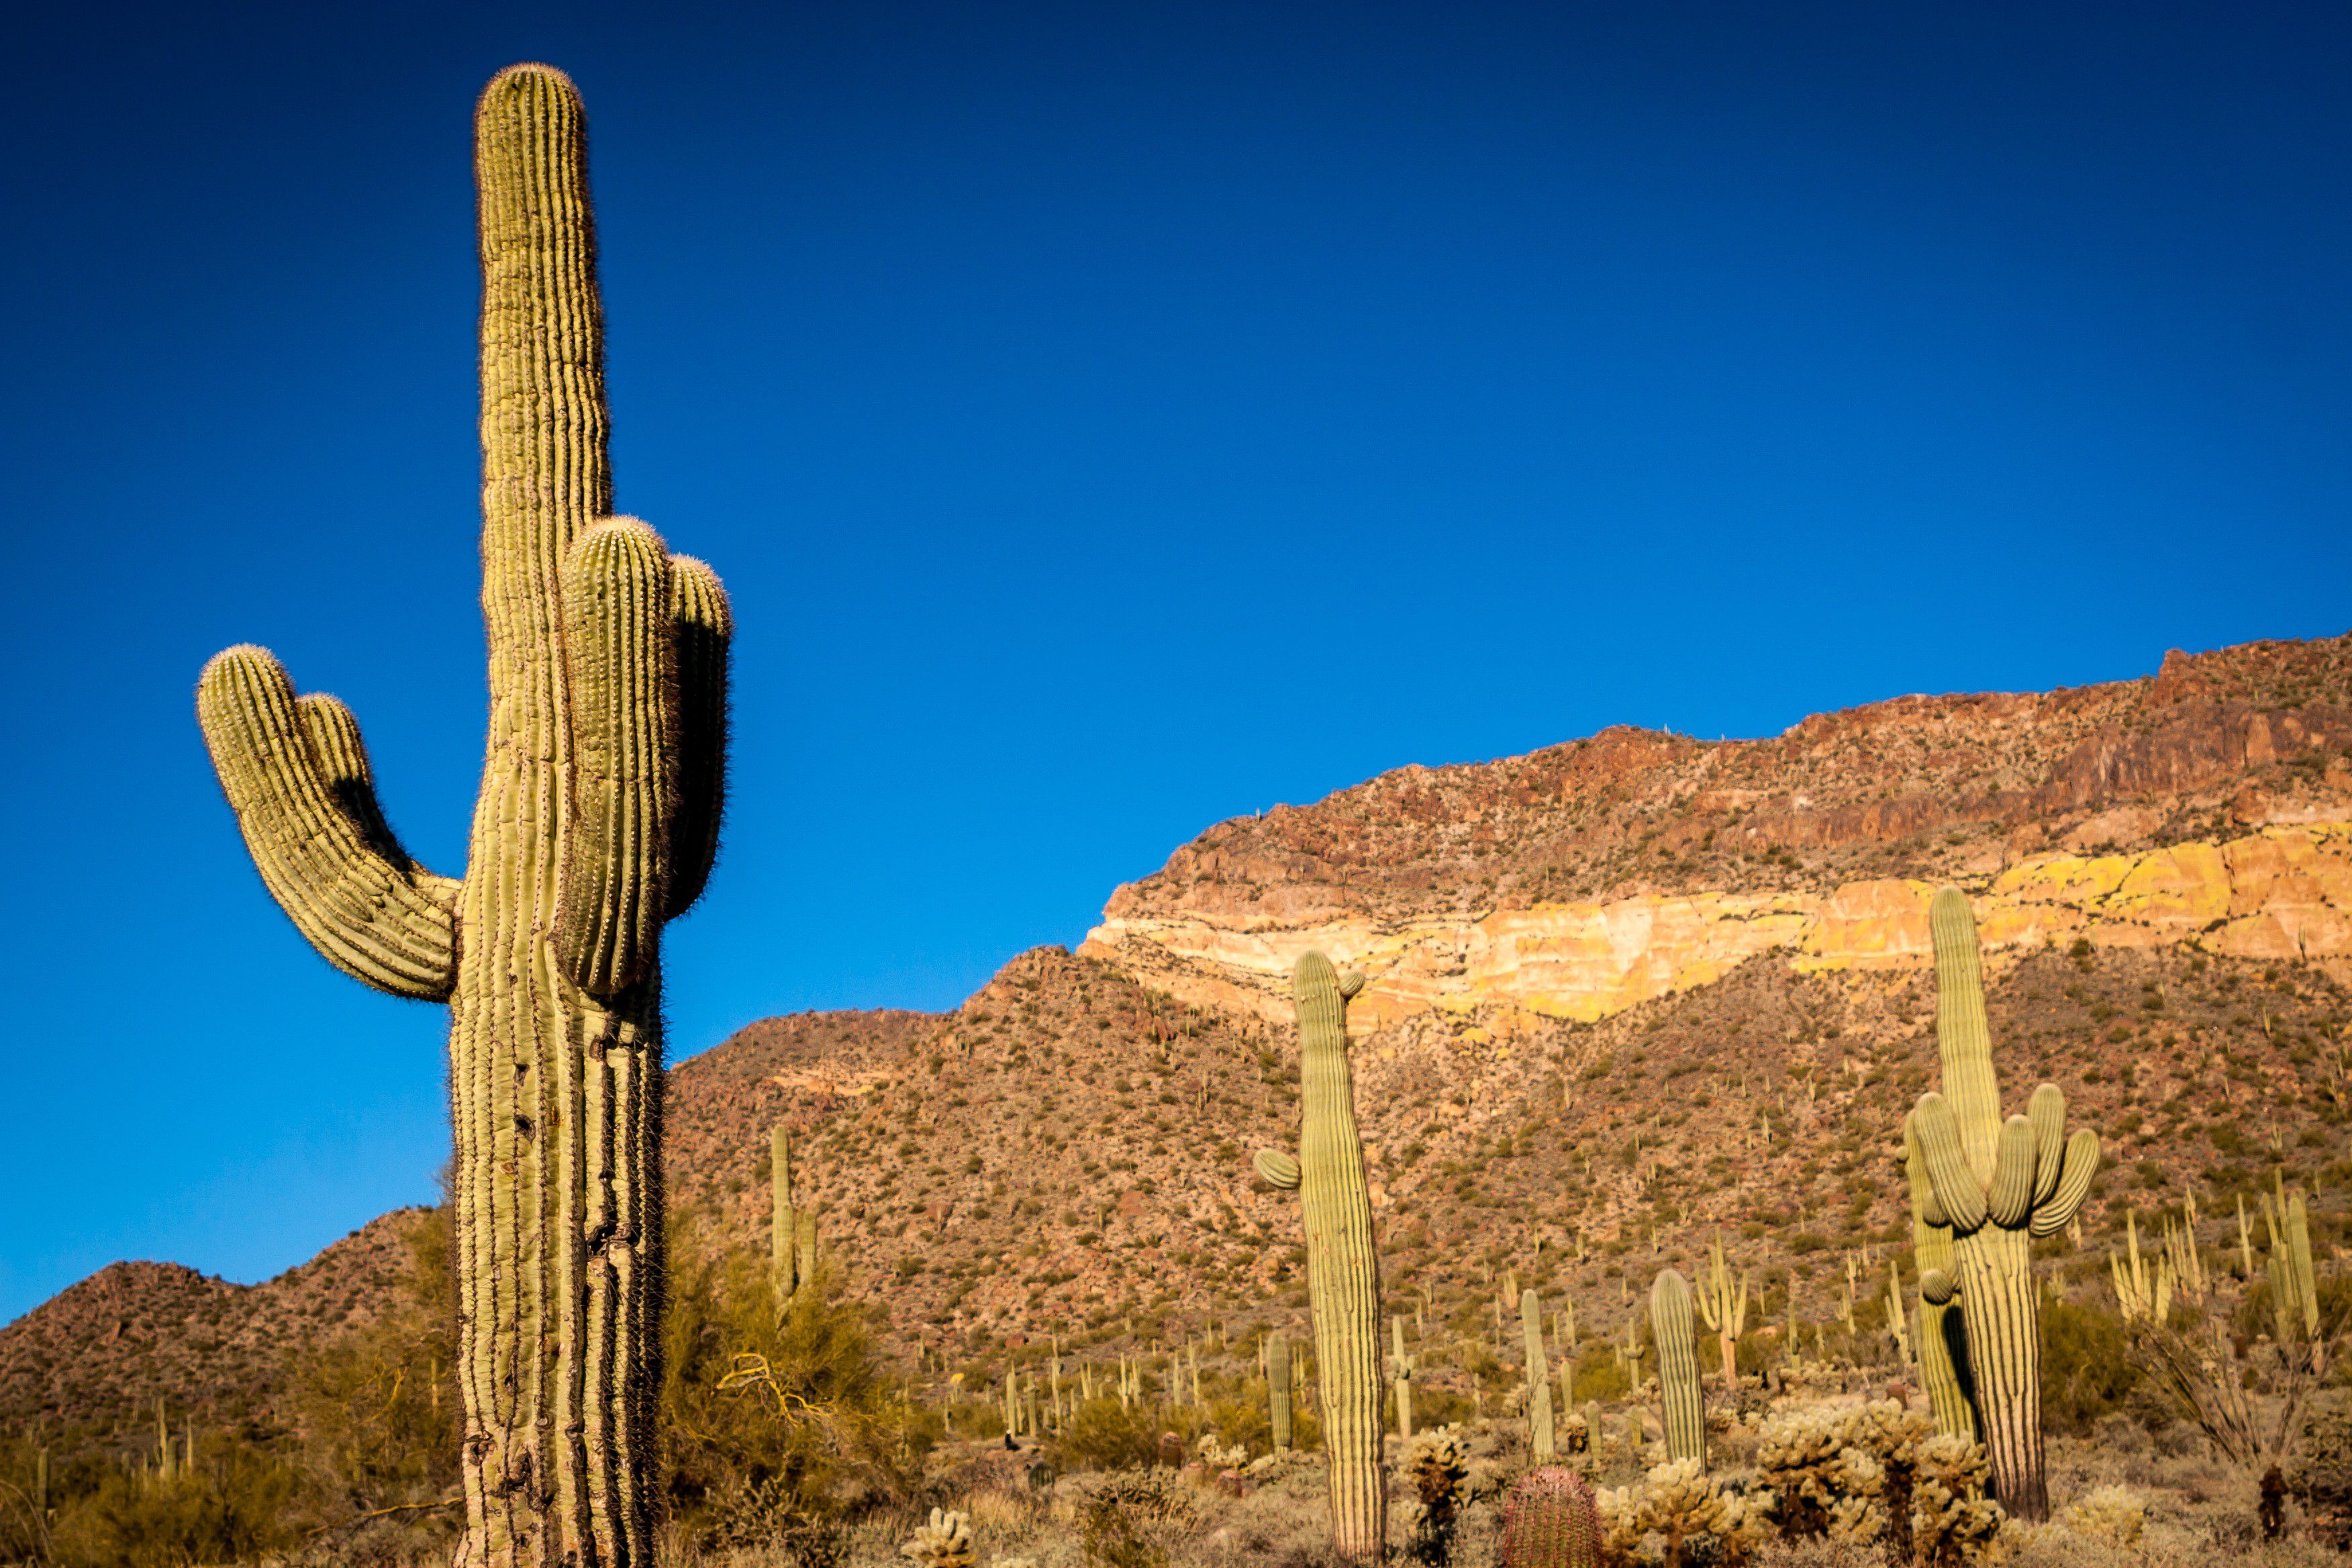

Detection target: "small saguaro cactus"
[195, 65, 730, 1568]
[1253, 952, 1384, 1559]
[771, 1124, 801, 1313]
[1269, 1332, 1293, 1452]
[1522, 1287, 1556, 1463]
[1650, 1270, 1705, 1467]
[1694, 1236, 1749, 1388]
[1904, 1115, 1975, 1441]
[1391, 1315, 1415, 1440]
[1910, 888, 2100, 1520]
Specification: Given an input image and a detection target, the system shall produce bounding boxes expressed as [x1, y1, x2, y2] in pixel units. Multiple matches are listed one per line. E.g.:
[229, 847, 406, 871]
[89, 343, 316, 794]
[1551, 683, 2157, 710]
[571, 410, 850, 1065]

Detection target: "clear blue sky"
[3, 1, 2345, 1323]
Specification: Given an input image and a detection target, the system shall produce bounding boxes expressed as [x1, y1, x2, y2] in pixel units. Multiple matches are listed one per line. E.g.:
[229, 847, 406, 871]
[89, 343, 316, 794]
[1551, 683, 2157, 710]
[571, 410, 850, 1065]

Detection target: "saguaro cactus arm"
[556, 518, 679, 995]
[664, 556, 732, 916]
[197, 647, 458, 999]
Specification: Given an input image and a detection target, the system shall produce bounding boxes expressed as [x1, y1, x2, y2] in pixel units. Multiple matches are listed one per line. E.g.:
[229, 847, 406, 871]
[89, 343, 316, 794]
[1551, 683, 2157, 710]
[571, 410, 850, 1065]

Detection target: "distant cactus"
[1521, 1287, 1555, 1462]
[771, 1124, 801, 1314]
[194, 64, 731, 1565]
[1392, 1315, 1415, 1440]
[1497, 1466, 1604, 1568]
[1251, 953, 1384, 1558]
[1650, 1269, 1704, 1467]
[1908, 888, 2100, 1519]
[1694, 1236, 1749, 1387]
[1269, 1332, 1293, 1452]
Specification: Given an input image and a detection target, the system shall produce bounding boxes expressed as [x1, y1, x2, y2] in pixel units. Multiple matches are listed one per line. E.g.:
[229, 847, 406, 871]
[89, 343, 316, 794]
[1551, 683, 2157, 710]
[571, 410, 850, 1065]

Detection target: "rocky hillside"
[0, 1209, 428, 1430]
[8, 632, 2349, 1426]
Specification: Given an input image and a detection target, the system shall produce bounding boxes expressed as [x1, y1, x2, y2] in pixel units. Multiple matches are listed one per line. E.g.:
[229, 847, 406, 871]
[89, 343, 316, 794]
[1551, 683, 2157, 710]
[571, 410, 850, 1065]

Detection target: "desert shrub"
[661, 1206, 924, 1551]
[44, 1434, 299, 1568]
[2039, 1296, 2139, 1435]
[285, 1206, 460, 1528]
[2286, 1398, 2352, 1551]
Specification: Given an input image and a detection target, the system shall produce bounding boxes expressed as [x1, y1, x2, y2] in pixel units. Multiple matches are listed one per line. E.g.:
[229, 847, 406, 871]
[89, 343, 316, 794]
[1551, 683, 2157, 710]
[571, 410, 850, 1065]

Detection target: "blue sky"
[2, 1, 2346, 1322]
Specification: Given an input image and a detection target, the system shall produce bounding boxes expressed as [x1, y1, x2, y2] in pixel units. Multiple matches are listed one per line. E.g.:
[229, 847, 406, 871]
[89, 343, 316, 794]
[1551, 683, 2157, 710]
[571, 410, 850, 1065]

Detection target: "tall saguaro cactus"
[1521, 1288, 1555, 1462]
[1649, 1269, 1704, 1467]
[772, 1125, 801, 1314]
[196, 65, 729, 1568]
[1909, 889, 2100, 1520]
[1253, 953, 1384, 1559]
[1694, 1236, 1749, 1389]
[1269, 1332, 1293, 1452]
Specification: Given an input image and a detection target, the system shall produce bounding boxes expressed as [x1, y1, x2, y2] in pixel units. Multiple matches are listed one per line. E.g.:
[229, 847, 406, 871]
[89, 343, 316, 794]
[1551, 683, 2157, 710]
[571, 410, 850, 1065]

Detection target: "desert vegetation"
[5, 52, 2351, 1568]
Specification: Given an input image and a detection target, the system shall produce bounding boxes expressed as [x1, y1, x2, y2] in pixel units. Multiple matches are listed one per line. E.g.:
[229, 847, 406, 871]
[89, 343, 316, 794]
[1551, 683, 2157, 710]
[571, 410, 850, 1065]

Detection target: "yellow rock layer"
[1078, 822, 2352, 1033]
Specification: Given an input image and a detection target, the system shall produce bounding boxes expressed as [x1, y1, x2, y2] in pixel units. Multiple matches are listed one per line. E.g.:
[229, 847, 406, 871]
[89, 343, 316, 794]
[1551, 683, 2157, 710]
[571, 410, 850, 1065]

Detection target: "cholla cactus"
[1599, 1459, 1777, 1567]
[1911, 1434, 2005, 1566]
[1497, 1465, 1604, 1568]
[902, 1507, 976, 1568]
[1194, 1432, 1247, 1469]
[1403, 1426, 1472, 1565]
[2061, 1485, 2147, 1549]
[1756, 1398, 1943, 1557]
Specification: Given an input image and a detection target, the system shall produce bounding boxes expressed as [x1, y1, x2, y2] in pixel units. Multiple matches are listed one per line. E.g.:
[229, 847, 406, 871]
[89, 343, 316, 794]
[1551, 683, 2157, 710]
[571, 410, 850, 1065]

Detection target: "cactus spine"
[1650, 1269, 1704, 1467]
[195, 66, 731, 1567]
[1911, 888, 2100, 1520]
[1521, 1287, 1555, 1462]
[1251, 954, 1384, 1557]
[1904, 1112, 1976, 1441]
[1269, 1332, 1293, 1452]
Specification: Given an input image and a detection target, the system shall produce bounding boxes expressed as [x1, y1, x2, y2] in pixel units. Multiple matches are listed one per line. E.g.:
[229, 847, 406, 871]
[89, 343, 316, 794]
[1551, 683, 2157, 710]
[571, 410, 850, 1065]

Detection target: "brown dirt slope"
[0, 1209, 426, 1429]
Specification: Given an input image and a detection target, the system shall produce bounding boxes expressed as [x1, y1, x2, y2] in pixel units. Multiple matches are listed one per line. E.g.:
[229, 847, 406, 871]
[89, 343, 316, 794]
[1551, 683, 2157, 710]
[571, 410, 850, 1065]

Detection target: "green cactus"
[1269, 1332, 1293, 1452]
[1521, 1287, 1555, 1462]
[195, 65, 730, 1566]
[1694, 1235, 1749, 1388]
[1253, 953, 1383, 1557]
[1498, 1466, 1604, 1568]
[2261, 1171, 2320, 1365]
[771, 1124, 800, 1314]
[1903, 1112, 1977, 1442]
[1909, 888, 2100, 1520]
[1391, 1315, 1414, 1441]
[1650, 1269, 1705, 1467]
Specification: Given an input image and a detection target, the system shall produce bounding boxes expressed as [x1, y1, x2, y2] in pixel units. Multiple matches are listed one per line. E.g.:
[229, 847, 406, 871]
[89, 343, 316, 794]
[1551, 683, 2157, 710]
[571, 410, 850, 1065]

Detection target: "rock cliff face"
[1083, 638, 2352, 1038]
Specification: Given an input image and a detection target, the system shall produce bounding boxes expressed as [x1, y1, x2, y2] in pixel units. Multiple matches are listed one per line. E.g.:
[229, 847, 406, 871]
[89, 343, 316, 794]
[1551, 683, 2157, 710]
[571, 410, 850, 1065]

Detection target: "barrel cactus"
[1252, 953, 1384, 1558]
[1498, 1467, 1604, 1568]
[196, 65, 730, 1565]
[1909, 888, 2100, 1519]
[1650, 1269, 1705, 1467]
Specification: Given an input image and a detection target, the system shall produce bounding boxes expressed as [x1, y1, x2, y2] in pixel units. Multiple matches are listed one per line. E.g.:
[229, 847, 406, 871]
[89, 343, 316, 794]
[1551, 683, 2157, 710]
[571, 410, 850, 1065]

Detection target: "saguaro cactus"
[1522, 1287, 1555, 1462]
[1695, 1236, 1749, 1388]
[1269, 1332, 1293, 1452]
[771, 1124, 800, 1313]
[1650, 1269, 1705, 1467]
[1391, 1316, 1414, 1440]
[1910, 888, 2100, 1520]
[1903, 1112, 1976, 1441]
[1253, 952, 1384, 1559]
[196, 65, 730, 1567]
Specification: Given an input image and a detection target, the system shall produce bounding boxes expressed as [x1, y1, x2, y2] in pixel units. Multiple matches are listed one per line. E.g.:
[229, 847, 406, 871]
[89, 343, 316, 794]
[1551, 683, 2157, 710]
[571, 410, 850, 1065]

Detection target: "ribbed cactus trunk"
[1904, 1116, 1976, 1442]
[1254, 954, 1384, 1559]
[1910, 889, 2100, 1522]
[771, 1124, 799, 1314]
[1521, 1288, 1555, 1463]
[196, 65, 730, 1568]
[1649, 1269, 1704, 1467]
